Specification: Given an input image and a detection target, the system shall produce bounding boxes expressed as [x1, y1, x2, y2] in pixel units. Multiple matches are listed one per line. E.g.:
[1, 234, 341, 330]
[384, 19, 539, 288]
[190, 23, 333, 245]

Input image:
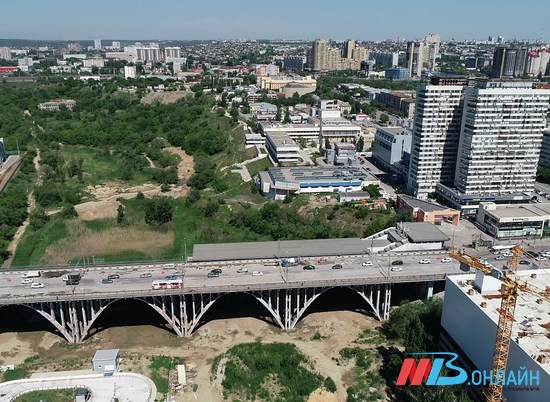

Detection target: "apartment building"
[539, 128, 550, 168]
[407, 76, 468, 199]
[454, 80, 550, 196]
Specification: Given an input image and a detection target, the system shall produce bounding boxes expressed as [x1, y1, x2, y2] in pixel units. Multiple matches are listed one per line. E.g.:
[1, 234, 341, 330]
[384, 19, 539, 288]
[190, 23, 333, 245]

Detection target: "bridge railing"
[0, 272, 466, 305]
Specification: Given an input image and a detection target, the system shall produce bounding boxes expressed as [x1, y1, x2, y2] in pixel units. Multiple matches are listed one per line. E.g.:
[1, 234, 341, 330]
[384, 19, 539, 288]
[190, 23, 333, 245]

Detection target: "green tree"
[275, 106, 281, 121]
[116, 204, 127, 225]
[283, 107, 291, 123]
[29, 208, 49, 231]
[380, 113, 389, 124]
[356, 136, 364, 152]
[325, 138, 331, 150]
[144, 197, 173, 225]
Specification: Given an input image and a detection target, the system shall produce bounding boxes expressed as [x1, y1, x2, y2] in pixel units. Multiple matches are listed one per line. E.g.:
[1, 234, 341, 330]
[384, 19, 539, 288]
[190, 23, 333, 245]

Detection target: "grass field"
[13, 389, 74, 402]
[246, 157, 271, 178]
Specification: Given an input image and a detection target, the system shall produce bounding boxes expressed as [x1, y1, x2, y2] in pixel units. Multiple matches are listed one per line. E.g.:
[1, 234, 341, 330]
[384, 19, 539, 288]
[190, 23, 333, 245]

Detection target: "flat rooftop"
[483, 203, 550, 219]
[448, 272, 550, 375]
[93, 349, 120, 360]
[377, 127, 411, 136]
[268, 166, 373, 185]
[266, 132, 299, 148]
[401, 222, 450, 243]
[193, 238, 373, 261]
[399, 194, 457, 213]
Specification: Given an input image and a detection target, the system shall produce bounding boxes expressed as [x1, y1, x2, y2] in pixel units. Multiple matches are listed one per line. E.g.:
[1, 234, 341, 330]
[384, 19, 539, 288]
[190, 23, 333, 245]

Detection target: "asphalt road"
[0, 252, 465, 300]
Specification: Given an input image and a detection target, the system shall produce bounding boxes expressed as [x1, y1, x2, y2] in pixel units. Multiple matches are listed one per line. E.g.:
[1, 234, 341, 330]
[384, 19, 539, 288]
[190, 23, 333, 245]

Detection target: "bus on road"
[151, 279, 183, 290]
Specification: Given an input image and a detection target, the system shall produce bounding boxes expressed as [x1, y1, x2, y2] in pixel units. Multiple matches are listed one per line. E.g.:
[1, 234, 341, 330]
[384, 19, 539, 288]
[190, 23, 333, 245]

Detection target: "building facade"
[265, 133, 300, 163]
[476, 202, 550, 239]
[373, 127, 412, 172]
[407, 76, 468, 199]
[539, 128, 550, 168]
[453, 80, 550, 197]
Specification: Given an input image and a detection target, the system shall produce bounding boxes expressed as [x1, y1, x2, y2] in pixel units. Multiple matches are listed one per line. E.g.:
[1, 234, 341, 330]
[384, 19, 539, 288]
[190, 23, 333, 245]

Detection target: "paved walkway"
[230, 152, 269, 182]
[0, 371, 156, 402]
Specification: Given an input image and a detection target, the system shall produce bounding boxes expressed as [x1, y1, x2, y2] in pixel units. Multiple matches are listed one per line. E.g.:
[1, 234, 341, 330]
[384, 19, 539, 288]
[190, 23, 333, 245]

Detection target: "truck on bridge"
[22, 271, 41, 278]
[62, 272, 82, 285]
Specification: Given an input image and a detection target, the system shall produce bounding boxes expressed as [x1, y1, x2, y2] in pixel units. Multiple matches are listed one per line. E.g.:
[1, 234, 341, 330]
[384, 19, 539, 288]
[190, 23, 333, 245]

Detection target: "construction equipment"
[449, 244, 550, 402]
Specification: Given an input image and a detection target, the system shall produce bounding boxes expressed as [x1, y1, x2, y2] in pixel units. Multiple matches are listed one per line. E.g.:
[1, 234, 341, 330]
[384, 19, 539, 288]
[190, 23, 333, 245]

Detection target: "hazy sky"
[1, 0, 549, 42]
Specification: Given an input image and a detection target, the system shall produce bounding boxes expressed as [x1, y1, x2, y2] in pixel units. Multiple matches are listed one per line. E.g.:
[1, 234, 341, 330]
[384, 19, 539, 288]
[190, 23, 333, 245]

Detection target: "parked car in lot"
[390, 267, 403, 272]
[495, 255, 506, 260]
[102, 278, 114, 284]
[524, 251, 538, 258]
[362, 261, 373, 267]
[441, 257, 452, 263]
[140, 272, 152, 278]
[331, 264, 343, 270]
[207, 272, 220, 278]
[107, 274, 120, 280]
[21, 278, 33, 284]
[419, 259, 431, 264]
[535, 256, 547, 261]
[30, 282, 45, 288]
[252, 271, 264, 276]
[502, 252, 513, 257]
[237, 268, 248, 273]
[303, 265, 316, 270]
[519, 260, 530, 265]
[391, 260, 403, 266]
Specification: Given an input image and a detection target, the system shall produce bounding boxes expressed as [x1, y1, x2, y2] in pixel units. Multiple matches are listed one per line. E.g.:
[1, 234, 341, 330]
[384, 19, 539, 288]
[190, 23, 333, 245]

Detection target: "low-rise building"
[376, 91, 416, 119]
[475, 202, 550, 239]
[385, 68, 410, 80]
[38, 99, 76, 111]
[396, 194, 460, 226]
[258, 75, 316, 91]
[265, 133, 300, 163]
[372, 127, 411, 173]
[92, 349, 120, 375]
[245, 133, 265, 148]
[325, 142, 356, 165]
[258, 166, 379, 200]
[251, 102, 278, 120]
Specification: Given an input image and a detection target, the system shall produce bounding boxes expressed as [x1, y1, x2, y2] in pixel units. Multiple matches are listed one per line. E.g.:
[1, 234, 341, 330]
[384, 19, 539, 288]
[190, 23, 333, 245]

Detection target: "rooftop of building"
[267, 166, 373, 185]
[265, 132, 299, 148]
[480, 202, 550, 219]
[193, 238, 374, 261]
[376, 127, 411, 136]
[93, 349, 120, 361]
[447, 272, 550, 375]
[261, 121, 320, 130]
[400, 222, 450, 243]
[398, 194, 457, 213]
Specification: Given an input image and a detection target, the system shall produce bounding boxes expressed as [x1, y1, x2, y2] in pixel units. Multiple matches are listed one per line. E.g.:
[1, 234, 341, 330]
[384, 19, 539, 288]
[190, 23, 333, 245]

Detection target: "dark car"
[331, 264, 343, 270]
[391, 260, 404, 266]
[66, 279, 79, 286]
[165, 275, 177, 280]
[519, 260, 530, 265]
[140, 273, 152, 278]
[107, 274, 120, 280]
[303, 265, 316, 270]
[207, 272, 220, 278]
[211, 268, 222, 275]
[102, 278, 113, 284]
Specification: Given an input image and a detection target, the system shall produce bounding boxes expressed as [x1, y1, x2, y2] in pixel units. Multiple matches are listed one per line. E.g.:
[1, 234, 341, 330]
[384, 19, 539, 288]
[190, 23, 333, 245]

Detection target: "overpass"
[0, 251, 469, 343]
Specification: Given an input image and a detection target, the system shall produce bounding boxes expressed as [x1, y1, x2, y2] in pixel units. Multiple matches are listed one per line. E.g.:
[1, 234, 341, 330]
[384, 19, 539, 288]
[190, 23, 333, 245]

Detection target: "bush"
[324, 376, 337, 393]
[144, 196, 173, 225]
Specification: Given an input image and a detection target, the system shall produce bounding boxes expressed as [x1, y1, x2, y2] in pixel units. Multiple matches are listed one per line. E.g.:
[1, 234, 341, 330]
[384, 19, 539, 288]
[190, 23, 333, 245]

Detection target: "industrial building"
[442, 272, 550, 402]
[265, 133, 300, 163]
[251, 102, 278, 120]
[396, 194, 460, 226]
[475, 202, 550, 239]
[257, 166, 378, 200]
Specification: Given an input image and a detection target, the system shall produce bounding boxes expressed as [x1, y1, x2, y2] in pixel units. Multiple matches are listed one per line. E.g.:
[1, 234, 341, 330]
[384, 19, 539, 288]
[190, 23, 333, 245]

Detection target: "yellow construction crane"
[449, 244, 550, 402]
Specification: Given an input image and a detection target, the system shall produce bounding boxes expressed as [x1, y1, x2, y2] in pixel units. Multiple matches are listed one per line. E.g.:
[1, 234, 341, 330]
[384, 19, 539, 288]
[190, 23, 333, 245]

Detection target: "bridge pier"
[425, 281, 434, 299]
[13, 282, 396, 343]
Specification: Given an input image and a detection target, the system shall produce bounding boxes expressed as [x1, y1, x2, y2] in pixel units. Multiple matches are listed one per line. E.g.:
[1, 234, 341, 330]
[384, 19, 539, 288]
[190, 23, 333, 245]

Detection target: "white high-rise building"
[94, 39, 102, 50]
[111, 41, 121, 50]
[124, 65, 136, 79]
[454, 80, 550, 197]
[407, 76, 468, 199]
[0, 47, 11, 60]
[164, 47, 180, 59]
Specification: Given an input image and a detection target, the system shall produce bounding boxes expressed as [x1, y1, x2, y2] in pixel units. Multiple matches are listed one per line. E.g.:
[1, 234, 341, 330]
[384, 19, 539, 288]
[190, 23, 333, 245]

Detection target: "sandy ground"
[0, 311, 378, 402]
[75, 147, 194, 220]
[141, 91, 193, 104]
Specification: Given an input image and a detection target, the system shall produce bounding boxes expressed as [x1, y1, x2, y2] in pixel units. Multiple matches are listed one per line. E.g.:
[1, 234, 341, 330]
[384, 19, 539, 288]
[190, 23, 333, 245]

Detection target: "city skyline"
[0, 0, 549, 42]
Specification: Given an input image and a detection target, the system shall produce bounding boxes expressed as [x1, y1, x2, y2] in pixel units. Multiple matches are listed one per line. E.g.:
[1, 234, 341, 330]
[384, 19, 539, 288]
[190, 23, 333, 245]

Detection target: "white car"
[30, 282, 45, 289]
[495, 255, 506, 260]
[362, 261, 373, 267]
[419, 259, 431, 264]
[441, 257, 452, 263]
[237, 268, 248, 273]
[390, 267, 402, 272]
[252, 271, 264, 276]
[502, 252, 513, 257]
[21, 278, 33, 284]
[535, 256, 547, 261]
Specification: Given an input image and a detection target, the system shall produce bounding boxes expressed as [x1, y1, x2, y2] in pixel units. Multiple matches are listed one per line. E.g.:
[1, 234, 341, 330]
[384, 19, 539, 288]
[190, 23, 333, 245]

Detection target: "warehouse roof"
[93, 349, 120, 361]
[192, 238, 373, 261]
[401, 222, 450, 243]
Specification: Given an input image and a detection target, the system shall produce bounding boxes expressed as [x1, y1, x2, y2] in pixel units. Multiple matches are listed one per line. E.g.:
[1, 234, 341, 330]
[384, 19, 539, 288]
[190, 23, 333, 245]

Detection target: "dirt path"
[144, 155, 155, 168]
[3, 150, 41, 268]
